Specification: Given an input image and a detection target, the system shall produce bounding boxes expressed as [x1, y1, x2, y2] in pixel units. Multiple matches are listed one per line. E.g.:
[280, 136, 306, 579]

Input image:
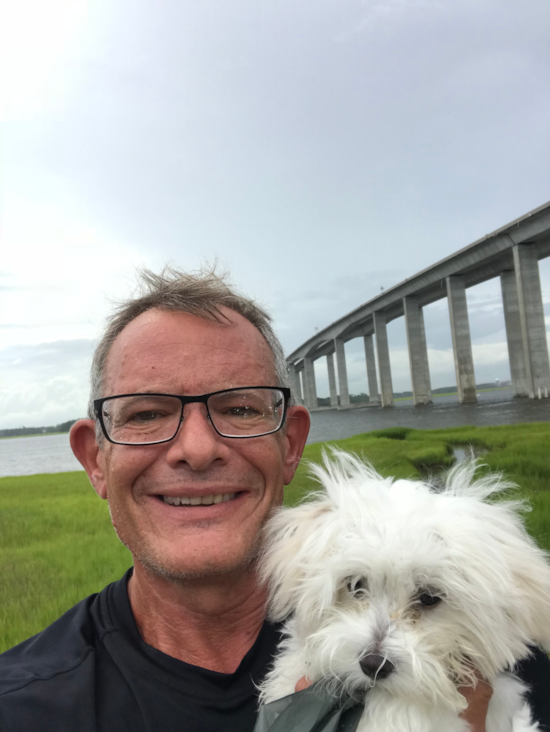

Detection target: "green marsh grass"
[283, 423, 550, 549]
[0, 472, 131, 652]
[1, 423, 549, 652]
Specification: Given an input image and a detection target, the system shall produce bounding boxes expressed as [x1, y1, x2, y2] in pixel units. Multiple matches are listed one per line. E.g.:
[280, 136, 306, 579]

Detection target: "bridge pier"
[404, 297, 432, 405]
[335, 338, 351, 408]
[513, 244, 550, 398]
[303, 356, 318, 411]
[500, 270, 529, 397]
[363, 334, 379, 403]
[288, 362, 304, 404]
[327, 352, 339, 407]
[446, 276, 477, 403]
[373, 312, 394, 407]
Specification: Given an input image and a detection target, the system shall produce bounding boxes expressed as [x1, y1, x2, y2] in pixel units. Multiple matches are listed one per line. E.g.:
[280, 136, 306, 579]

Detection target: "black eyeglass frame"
[93, 386, 292, 445]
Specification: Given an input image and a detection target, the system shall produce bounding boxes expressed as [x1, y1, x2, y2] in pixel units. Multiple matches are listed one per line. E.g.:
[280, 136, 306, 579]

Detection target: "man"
[1, 268, 548, 732]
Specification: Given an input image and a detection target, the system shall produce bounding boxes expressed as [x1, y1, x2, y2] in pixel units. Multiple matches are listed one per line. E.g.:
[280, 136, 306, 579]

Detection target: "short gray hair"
[88, 266, 291, 423]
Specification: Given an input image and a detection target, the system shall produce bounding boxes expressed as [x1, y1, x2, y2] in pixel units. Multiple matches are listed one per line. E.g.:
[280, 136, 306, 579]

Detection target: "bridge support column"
[404, 297, 432, 405]
[373, 312, 393, 407]
[363, 335, 379, 403]
[288, 362, 304, 404]
[303, 356, 318, 411]
[446, 276, 477, 403]
[500, 271, 529, 397]
[297, 369, 305, 405]
[335, 338, 351, 408]
[327, 353, 339, 407]
[513, 245, 550, 398]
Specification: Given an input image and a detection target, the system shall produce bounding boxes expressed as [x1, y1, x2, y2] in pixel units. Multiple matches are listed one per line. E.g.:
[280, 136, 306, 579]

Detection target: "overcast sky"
[1, 0, 549, 429]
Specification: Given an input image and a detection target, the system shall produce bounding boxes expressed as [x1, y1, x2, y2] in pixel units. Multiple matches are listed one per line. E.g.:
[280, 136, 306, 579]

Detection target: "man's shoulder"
[0, 595, 97, 697]
[0, 577, 121, 697]
[0, 573, 138, 732]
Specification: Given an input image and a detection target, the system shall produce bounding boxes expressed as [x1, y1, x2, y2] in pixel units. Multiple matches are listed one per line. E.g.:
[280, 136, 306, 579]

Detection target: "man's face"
[91, 307, 307, 580]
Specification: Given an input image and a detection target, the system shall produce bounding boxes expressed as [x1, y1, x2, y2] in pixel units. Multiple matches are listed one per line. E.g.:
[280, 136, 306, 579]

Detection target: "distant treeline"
[316, 382, 510, 407]
[0, 420, 79, 439]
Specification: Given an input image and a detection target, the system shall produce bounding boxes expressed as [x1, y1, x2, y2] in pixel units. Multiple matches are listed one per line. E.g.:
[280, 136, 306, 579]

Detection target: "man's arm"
[459, 649, 550, 732]
[459, 678, 492, 732]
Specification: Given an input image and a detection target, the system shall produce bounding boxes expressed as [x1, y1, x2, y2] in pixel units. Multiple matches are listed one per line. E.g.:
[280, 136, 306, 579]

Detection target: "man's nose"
[165, 403, 227, 470]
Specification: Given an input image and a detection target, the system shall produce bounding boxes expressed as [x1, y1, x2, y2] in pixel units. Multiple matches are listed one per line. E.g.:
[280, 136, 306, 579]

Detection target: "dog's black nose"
[359, 653, 395, 679]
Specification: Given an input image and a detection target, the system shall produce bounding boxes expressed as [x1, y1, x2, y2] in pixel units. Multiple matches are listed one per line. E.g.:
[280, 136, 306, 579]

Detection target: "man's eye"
[227, 406, 261, 418]
[128, 411, 163, 423]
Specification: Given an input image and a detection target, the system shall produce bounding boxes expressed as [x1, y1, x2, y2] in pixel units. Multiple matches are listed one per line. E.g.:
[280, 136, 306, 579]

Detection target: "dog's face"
[261, 452, 550, 710]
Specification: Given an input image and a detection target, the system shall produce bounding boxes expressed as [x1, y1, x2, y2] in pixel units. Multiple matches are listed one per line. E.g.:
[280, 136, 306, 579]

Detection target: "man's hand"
[458, 677, 493, 732]
[295, 676, 493, 732]
[295, 676, 311, 692]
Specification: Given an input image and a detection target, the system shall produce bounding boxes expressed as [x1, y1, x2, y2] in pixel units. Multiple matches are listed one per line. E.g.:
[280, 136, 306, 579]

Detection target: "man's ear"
[282, 405, 310, 485]
[70, 419, 108, 500]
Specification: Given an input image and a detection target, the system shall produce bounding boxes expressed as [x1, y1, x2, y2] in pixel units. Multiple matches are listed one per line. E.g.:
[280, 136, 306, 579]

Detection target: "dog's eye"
[417, 592, 442, 607]
[346, 577, 368, 597]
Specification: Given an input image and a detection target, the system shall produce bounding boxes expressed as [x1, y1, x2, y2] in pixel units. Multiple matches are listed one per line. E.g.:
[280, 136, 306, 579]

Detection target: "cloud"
[0, 340, 94, 429]
[1, 0, 549, 422]
[335, 0, 447, 42]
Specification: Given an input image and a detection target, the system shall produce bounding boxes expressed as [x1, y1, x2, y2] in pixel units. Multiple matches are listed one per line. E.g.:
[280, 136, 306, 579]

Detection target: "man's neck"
[127, 561, 268, 673]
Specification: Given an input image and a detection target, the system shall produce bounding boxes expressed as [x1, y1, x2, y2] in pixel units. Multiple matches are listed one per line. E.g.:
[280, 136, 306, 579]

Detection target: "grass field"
[1, 422, 549, 653]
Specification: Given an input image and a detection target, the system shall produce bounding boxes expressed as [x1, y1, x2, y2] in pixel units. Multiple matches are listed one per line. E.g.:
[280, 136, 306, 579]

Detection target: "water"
[0, 433, 83, 478]
[307, 388, 549, 444]
[0, 389, 548, 477]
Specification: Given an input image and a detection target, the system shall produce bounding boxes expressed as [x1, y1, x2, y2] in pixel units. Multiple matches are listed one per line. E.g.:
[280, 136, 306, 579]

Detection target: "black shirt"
[0, 570, 280, 732]
[1, 570, 549, 732]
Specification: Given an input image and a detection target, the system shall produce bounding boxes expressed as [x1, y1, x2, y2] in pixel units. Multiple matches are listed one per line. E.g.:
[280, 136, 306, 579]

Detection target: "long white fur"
[259, 450, 550, 732]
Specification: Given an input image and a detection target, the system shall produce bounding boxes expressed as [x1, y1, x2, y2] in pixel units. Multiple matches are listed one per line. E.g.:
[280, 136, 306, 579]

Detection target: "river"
[307, 387, 550, 443]
[0, 433, 83, 478]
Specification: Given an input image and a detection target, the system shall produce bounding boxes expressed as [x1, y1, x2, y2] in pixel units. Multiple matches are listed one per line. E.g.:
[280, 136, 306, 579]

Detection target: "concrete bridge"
[286, 201, 550, 410]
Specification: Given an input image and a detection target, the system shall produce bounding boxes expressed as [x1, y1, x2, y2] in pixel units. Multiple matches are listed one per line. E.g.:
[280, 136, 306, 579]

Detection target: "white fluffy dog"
[259, 451, 550, 732]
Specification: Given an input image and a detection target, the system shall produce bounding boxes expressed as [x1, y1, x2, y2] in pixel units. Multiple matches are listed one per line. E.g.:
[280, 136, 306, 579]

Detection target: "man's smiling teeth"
[162, 493, 236, 506]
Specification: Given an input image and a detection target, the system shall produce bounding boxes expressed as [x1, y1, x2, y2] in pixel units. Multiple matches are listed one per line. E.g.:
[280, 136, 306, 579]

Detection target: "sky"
[1, 0, 549, 429]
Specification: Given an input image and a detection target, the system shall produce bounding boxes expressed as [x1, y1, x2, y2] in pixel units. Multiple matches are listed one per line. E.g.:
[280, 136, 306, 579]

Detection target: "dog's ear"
[260, 498, 341, 624]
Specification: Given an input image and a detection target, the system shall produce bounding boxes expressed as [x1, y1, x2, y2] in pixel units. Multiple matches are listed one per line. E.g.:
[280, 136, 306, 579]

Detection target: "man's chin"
[134, 545, 261, 584]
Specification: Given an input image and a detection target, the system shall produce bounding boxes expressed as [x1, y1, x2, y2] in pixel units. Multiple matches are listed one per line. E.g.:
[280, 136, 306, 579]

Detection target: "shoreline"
[0, 431, 70, 440]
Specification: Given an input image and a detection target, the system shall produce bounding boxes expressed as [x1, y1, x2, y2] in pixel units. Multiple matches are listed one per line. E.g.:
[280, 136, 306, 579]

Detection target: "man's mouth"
[160, 492, 240, 506]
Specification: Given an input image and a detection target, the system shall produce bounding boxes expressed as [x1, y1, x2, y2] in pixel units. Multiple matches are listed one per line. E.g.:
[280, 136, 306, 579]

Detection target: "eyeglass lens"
[100, 388, 285, 444]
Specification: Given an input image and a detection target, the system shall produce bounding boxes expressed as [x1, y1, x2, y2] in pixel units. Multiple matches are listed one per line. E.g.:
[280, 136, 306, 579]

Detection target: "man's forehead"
[112, 307, 267, 349]
[103, 307, 277, 390]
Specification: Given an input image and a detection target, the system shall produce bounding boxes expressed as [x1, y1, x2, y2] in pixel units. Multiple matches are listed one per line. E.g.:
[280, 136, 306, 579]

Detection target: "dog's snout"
[359, 653, 395, 680]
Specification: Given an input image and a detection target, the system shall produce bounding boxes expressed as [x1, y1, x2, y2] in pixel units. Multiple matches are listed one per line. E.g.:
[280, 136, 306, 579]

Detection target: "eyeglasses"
[93, 387, 291, 445]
